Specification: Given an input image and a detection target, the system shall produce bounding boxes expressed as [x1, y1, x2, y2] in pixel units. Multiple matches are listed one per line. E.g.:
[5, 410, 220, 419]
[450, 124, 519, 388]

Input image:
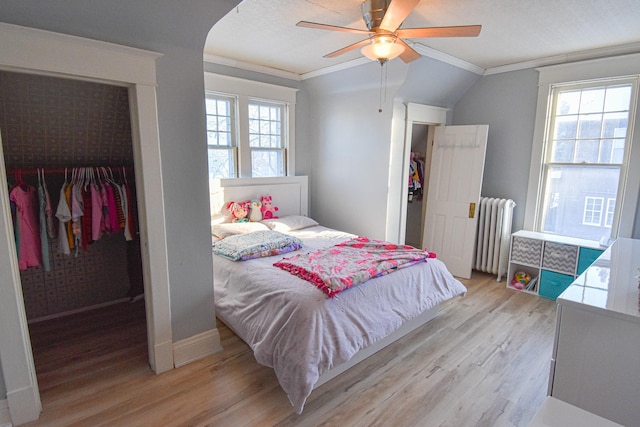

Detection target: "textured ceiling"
[204, 0, 640, 77]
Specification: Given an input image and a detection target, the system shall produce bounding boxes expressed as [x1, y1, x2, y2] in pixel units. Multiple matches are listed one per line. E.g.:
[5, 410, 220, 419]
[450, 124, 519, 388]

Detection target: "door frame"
[0, 23, 173, 425]
[386, 102, 448, 244]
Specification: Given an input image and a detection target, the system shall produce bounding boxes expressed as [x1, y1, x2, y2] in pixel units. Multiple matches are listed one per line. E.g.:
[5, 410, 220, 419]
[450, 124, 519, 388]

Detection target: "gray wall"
[451, 67, 640, 238]
[452, 68, 539, 232]
[300, 56, 480, 239]
[0, 0, 240, 400]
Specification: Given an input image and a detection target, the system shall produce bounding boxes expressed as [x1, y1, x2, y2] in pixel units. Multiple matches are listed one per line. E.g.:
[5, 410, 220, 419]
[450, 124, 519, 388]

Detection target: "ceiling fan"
[297, 0, 481, 65]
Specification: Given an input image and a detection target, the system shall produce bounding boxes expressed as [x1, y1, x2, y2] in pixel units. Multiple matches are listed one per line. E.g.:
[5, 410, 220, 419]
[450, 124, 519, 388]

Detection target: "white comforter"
[212, 226, 467, 414]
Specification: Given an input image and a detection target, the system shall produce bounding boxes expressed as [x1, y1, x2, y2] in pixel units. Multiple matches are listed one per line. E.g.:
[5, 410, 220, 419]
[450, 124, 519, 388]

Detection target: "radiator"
[474, 197, 516, 281]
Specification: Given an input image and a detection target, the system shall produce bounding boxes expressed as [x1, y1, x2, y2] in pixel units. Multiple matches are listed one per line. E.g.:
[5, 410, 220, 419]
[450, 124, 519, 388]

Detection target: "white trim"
[173, 329, 223, 368]
[0, 23, 174, 424]
[204, 73, 298, 103]
[386, 102, 448, 243]
[0, 23, 161, 85]
[484, 42, 640, 76]
[412, 43, 485, 75]
[204, 54, 301, 82]
[524, 53, 640, 239]
[300, 57, 370, 80]
[204, 36, 640, 79]
[5, 386, 39, 426]
[0, 399, 10, 427]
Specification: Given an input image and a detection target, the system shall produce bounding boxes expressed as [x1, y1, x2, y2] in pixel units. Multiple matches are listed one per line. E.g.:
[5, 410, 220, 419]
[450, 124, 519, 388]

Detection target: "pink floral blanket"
[274, 236, 436, 298]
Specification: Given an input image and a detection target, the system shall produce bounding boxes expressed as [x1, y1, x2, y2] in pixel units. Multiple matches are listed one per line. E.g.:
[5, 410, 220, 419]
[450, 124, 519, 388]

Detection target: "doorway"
[0, 24, 172, 425]
[404, 123, 434, 249]
[0, 70, 148, 406]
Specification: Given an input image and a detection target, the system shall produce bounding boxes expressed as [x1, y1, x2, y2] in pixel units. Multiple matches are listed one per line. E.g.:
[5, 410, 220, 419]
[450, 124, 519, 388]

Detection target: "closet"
[0, 70, 145, 350]
[404, 123, 434, 249]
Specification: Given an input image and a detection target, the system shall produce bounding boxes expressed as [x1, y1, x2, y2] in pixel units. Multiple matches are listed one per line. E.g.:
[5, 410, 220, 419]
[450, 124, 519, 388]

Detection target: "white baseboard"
[172, 328, 223, 368]
[0, 399, 11, 427]
[5, 383, 41, 426]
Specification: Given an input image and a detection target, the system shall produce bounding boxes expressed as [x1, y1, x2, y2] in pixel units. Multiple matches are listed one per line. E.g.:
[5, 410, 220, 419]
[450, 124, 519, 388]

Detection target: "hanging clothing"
[56, 183, 72, 255]
[10, 185, 42, 270]
[37, 174, 51, 272]
[91, 182, 104, 241]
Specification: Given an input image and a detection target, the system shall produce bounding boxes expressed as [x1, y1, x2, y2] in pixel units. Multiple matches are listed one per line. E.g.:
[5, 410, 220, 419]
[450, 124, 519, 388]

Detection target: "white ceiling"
[204, 0, 640, 79]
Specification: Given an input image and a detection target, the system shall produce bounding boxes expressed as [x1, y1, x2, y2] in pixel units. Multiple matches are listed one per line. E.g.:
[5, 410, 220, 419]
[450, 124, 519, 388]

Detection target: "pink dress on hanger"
[10, 185, 42, 270]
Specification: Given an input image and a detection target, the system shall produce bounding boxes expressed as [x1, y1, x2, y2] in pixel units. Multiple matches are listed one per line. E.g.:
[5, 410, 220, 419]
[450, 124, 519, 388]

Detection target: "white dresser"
[548, 238, 640, 427]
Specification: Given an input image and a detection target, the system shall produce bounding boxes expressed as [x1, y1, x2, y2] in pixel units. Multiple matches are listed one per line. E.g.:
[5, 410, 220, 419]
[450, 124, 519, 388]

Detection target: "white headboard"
[210, 176, 309, 223]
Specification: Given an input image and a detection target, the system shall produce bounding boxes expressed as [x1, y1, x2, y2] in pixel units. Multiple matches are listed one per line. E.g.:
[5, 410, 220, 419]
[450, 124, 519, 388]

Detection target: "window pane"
[582, 197, 603, 225]
[602, 112, 628, 138]
[251, 150, 283, 177]
[208, 148, 235, 179]
[577, 113, 602, 139]
[551, 140, 575, 162]
[557, 90, 581, 115]
[248, 101, 284, 151]
[574, 139, 599, 163]
[579, 88, 605, 114]
[604, 85, 631, 112]
[541, 165, 619, 241]
[553, 116, 577, 139]
[205, 95, 235, 149]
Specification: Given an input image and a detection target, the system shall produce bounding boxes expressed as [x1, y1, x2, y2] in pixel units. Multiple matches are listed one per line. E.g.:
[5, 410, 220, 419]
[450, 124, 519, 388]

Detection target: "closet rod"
[6, 166, 134, 176]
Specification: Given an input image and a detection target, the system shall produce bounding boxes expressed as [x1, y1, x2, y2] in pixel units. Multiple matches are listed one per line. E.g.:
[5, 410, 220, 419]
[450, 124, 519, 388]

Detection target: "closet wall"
[0, 70, 137, 321]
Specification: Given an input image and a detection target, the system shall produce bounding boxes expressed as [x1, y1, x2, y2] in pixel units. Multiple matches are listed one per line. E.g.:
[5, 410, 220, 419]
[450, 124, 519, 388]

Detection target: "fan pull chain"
[378, 62, 384, 113]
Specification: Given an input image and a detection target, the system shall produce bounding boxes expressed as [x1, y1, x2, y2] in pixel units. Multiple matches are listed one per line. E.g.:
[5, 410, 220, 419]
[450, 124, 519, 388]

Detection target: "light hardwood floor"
[25, 272, 556, 427]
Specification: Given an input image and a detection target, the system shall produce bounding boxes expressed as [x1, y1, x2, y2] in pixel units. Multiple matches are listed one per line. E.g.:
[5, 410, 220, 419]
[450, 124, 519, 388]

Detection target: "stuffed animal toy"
[249, 200, 263, 222]
[260, 195, 279, 219]
[226, 201, 250, 223]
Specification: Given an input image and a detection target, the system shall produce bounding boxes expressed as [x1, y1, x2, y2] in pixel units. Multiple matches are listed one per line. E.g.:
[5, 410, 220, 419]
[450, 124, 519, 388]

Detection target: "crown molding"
[484, 42, 640, 76]
[204, 41, 640, 82]
[411, 42, 485, 75]
[299, 57, 370, 80]
[203, 53, 302, 81]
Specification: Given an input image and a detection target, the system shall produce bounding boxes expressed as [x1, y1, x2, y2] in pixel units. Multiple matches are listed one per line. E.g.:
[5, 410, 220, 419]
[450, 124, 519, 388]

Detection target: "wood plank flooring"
[25, 272, 557, 427]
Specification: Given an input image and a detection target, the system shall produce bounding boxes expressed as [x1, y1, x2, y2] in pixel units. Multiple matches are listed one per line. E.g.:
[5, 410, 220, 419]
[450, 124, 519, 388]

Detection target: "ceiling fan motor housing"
[361, 0, 392, 30]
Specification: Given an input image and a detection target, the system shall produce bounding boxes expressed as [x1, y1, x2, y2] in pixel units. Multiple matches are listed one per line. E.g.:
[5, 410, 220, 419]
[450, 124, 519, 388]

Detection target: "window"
[535, 77, 637, 241]
[582, 197, 603, 226]
[204, 73, 297, 179]
[604, 198, 616, 228]
[248, 100, 285, 177]
[205, 95, 236, 179]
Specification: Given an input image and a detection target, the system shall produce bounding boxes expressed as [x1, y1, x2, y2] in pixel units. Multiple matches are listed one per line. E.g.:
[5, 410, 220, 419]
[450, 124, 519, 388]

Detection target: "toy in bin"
[511, 271, 531, 290]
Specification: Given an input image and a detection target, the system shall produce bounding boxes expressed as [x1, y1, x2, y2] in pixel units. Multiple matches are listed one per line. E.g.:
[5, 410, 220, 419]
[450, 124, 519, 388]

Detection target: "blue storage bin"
[577, 247, 604, 275]
[539, 270, 574, 300]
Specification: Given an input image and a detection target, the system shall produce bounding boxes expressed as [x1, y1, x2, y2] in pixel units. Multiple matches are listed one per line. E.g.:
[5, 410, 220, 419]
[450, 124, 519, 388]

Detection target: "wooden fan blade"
[297, 21, 373, 35]
[379, 0, 421, 32]
[324, 39, 372, 58]
[397, 39, 421, 63]
[397, 25, 482, 38]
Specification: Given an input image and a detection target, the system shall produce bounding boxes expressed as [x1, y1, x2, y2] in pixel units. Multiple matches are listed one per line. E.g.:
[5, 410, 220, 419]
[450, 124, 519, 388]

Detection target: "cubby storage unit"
[506, 230, 605, 299]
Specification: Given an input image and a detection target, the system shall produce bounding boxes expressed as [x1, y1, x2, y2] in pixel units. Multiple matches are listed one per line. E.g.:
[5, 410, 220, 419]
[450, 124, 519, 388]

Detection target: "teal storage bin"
[539, 270, 574, 300]
[577, 247, 604, 275]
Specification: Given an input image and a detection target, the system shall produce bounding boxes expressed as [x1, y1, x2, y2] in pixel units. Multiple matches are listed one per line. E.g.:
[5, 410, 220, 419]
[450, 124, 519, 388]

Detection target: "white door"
[422, 125, 488, 279]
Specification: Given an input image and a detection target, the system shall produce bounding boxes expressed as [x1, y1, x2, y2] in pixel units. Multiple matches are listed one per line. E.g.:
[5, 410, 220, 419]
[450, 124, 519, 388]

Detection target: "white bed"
[211, 176, 467, 414]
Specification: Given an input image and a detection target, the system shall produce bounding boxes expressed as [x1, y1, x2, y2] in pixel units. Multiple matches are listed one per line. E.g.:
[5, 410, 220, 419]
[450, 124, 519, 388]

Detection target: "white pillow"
[211, 222, 270, 238]
[262, 215, 319, 232]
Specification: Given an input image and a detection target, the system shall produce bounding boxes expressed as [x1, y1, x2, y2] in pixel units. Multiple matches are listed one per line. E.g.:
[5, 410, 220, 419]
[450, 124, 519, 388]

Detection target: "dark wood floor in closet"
[26, 273, 556, 427]
[28, 300, 147, 397]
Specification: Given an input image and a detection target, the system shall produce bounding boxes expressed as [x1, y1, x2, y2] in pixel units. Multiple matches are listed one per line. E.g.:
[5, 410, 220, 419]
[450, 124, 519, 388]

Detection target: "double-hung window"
[538, 79, 636, 241]
[248, 100, 286, 177]
[205, 94, 236, 179]
[526, 63, 640, 242]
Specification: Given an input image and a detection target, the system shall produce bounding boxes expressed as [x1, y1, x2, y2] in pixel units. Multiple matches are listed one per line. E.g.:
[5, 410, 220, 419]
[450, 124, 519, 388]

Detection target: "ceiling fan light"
[361, 37, 405, 63]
